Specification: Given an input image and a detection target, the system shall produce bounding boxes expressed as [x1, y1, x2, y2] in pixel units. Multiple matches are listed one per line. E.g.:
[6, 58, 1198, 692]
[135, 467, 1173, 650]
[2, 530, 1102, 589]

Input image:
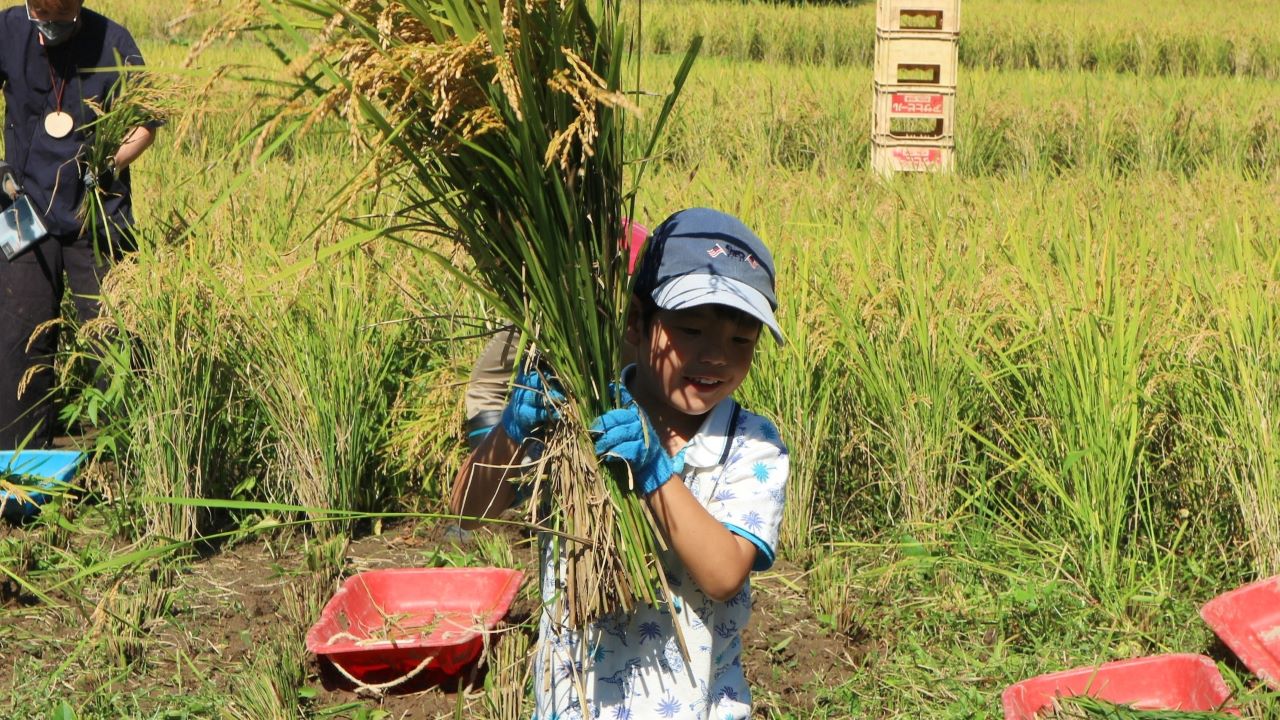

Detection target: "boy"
[450, 207, 788, 719]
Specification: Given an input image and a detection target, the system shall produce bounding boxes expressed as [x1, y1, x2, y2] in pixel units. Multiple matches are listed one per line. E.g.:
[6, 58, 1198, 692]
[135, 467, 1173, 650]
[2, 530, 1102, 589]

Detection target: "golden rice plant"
[245, 0, 699, 626]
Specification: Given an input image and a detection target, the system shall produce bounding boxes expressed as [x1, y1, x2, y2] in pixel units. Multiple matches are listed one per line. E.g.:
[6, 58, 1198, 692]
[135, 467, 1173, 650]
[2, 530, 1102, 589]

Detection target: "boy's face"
[626, 303, 761, 427]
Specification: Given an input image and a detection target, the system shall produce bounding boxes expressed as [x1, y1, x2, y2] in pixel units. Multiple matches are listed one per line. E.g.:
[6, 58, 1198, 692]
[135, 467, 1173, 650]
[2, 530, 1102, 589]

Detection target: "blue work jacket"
[0, 7, 146, 242]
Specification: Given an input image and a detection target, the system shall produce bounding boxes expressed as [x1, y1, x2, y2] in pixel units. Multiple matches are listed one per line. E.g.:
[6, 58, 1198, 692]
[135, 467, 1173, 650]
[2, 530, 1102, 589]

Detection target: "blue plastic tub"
[0, 450, 85, 519]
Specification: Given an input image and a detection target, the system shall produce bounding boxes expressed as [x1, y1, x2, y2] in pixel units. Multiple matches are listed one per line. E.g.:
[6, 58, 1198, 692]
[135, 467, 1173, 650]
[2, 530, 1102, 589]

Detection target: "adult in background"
[0, 0, 157, 448]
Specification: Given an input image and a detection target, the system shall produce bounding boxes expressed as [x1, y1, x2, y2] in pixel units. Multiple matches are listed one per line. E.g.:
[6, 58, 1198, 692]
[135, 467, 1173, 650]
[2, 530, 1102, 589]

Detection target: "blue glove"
[608, 379, 634, 409]
[500, 368, 564, 443]
[590, 405, 678, 496]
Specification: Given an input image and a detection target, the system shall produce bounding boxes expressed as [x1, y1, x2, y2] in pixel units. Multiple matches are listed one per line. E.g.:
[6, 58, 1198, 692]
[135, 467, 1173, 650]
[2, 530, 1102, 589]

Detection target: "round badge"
[44, 111, 74, 138]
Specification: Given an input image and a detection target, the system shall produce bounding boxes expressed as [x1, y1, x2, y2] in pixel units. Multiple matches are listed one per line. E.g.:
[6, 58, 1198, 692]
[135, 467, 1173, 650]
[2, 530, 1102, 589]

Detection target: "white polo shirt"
[533, 396, 789, 720]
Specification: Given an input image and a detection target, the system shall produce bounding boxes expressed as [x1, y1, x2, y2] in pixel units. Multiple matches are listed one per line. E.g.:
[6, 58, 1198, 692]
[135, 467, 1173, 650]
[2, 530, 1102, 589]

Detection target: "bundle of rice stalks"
[78, 57, 172, 248]
[247, 0, 699, 627]
[1045, 696, 1236, 719]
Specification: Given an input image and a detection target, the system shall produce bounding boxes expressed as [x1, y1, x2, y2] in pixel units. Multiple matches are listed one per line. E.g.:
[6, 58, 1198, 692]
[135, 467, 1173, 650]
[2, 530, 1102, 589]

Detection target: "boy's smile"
[626, 304, 761, 447]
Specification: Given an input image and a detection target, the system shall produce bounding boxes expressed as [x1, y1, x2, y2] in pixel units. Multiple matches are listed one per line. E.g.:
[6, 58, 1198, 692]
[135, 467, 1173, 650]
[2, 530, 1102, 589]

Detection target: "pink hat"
[623, 218, 649, 275]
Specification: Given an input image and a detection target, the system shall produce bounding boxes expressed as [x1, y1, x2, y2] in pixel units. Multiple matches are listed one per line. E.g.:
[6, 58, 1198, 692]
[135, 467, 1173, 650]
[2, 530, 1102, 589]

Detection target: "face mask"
[34, 19, 77, 45]
[26, 2, 79, 47]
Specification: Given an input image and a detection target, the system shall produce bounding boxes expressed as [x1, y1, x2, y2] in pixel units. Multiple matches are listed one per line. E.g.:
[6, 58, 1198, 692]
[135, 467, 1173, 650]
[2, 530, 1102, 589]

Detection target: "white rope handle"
[324, 632, 439, 697]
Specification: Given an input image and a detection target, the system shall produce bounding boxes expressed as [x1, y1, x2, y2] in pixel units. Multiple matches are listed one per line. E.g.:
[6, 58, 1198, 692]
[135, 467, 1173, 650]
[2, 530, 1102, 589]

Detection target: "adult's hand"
[499, 368, 564, 444]
[0, 162, 18, 200]
[83, 162, 115, 191]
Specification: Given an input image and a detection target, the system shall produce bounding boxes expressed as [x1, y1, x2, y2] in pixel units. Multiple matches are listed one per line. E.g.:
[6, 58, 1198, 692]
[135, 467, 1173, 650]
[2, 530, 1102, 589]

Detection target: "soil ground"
[2, 500, 854, 719]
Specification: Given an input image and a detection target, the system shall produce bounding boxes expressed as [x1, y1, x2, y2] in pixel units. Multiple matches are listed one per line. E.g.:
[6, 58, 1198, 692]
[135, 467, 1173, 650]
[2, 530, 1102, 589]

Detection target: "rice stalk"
[231, 253, 414, 532]
[740, 248, 841, 558]
[1185, 222, 1280, 575]
[822, 196, 985, 534]
[806, 549, 857, 637]
[246, 0, 700, 624]
[87, 255, 249, 541]
[637, 0, 1280, 79]
[484, 622, 533, 720]
[531, 404, 667, 625]
[964, 201, 1158, 608]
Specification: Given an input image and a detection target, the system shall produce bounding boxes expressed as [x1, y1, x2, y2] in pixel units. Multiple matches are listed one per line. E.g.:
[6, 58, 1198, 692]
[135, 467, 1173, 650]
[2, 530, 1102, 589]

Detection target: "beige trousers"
[463, 326, 521, 446]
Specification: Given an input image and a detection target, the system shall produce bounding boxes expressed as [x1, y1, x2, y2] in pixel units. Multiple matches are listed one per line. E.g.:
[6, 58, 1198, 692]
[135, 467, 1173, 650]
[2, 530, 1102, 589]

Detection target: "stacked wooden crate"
[872, 0, 960, 174]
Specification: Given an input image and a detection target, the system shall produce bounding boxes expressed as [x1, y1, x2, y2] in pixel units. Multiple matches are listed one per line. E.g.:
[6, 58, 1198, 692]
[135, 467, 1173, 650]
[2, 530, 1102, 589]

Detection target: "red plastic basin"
[1201, 574, 1280, 690]
[1001, 654, 1236, 719]
[306, 567, 523, 681]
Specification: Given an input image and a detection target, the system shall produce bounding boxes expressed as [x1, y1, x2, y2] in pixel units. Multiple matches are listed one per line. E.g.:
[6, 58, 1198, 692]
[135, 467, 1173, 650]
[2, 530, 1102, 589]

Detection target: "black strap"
[717, 402, 742, 467]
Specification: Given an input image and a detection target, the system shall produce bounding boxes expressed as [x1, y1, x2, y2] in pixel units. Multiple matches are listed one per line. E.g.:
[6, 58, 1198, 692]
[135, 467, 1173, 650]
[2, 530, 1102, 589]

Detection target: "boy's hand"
[607, 379, 634, 409]
[500, 368, 564, 443]
[590, 405, 677, 496]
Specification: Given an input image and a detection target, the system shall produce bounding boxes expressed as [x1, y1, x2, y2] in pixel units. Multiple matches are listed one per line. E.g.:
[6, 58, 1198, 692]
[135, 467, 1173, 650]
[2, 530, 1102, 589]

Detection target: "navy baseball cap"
[634, 208, 784, 344]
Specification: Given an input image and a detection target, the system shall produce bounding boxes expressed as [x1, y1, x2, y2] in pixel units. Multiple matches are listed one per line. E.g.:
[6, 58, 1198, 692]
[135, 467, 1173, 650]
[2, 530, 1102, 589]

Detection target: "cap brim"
[651, 274, 786, 345]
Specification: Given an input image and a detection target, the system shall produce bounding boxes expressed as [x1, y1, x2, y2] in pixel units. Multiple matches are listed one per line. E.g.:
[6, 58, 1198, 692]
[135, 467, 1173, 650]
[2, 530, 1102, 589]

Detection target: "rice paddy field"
[2, 0, 1280, 717]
